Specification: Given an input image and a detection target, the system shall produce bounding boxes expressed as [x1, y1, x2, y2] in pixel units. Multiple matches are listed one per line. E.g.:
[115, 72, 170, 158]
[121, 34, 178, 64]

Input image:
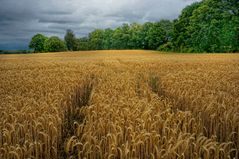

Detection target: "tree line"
[29, 0, 239, 53]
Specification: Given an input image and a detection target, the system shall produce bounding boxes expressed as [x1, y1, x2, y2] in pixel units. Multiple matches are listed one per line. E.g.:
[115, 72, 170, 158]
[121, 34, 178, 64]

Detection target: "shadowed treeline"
[29, 0, 239, 53]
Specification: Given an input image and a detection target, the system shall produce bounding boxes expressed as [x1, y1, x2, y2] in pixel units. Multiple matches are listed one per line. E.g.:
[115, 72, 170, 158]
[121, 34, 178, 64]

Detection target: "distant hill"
[0, 50, 33, 54]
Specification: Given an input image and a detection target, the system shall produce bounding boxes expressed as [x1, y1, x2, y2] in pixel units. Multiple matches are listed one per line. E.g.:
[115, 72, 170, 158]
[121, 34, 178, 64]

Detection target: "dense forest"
[29, 0, 239, 53]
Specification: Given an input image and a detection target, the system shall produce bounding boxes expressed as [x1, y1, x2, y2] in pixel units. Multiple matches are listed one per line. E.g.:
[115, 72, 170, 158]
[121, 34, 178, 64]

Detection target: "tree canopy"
[44, 36, 67, 52]
[29, 0, 239, 53]
[172, 0, 239, 52]
[29, 34, 48, 53]
[64, 29, 78, 51]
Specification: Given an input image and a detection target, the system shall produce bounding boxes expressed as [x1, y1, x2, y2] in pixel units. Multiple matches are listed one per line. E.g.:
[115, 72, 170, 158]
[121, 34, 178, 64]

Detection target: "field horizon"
[1, 49, 239, 56]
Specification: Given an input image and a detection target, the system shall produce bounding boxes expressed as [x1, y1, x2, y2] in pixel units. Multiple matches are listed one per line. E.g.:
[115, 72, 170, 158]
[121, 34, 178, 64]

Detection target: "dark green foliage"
[44, 36, 67, 52]
[102, 28, 114, 50]
[147, 22, 167, 50]
[64, 29, 78, 51]
[29, 34, 48, 53]
[140, 22, 154, 50]
[158, 20, 173, 42]
[157, 42, 173, 52]
[172, 2, 202, 52]
[88, 29, 104, 50]
[86, 22, 171, 50]
[128, 23, 144, 49]
[27, 21, 174, 53]
[172, 0, 239, 53]
[76, 37, 89, 51]
[111, 24, 131, 49]
[29, 0, 239, 53]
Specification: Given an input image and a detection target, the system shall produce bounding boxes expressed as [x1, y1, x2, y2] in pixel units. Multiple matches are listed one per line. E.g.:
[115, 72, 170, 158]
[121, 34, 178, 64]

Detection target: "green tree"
[172, 0, 239, 53]
[147, 22, 167, 50]
[190, 0, 239, 52]
[219, 20, 238, 52]
[172, 2, 201, 52]
[112, 24, 131, 49]
[102, 28, 114, 50]
[29, 34, 48, 53]
[140, 22, 154, 49]
[158, 20, 173, 40]
[111, 28, 123, 49]
[77, 37, 89, 51]
[44, 36, 67, 52]
[128, 23, 143, 49]
[64, 29, 78, 51]
[88, 29, 104, 50]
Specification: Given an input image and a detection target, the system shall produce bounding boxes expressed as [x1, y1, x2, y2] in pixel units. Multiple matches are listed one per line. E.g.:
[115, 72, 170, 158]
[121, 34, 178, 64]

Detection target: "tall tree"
[64, 29, 77, 51]
[172, 2, 202, 52]
[44, 36, 67, 52]
[29, 34, 48, 53]
[102, 28, 114, 50]
[173, 0, 239, 52]
[88, 29, 104, 50]
[112, 24, 131, 49]
[147, 22, 167, 50]
[141, 22, 154, 49]
[158, 20, 173, 41]
[77, 37, 89, 51]
[128, 23, 143, 49]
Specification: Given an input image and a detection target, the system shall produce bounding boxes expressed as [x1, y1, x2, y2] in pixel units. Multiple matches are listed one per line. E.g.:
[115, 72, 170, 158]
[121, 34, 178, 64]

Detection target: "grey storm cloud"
[0, 0, 200, 50]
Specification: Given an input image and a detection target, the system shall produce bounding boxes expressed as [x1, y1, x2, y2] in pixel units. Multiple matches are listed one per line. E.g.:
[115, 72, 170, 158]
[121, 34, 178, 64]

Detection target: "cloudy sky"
[0, 0, 199, 50]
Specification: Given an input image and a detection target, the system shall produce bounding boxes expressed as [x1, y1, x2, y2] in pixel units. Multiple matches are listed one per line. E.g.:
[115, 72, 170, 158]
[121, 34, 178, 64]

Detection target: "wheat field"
[0, 50, 239, 159]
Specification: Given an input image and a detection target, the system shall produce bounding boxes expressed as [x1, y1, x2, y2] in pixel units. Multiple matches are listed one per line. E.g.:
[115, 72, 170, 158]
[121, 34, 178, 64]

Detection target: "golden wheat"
[0, 51, 238, 159]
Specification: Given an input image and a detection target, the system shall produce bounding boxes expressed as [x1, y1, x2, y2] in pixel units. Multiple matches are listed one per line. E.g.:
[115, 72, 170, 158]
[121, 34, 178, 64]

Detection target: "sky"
[0, 0, 199, 50]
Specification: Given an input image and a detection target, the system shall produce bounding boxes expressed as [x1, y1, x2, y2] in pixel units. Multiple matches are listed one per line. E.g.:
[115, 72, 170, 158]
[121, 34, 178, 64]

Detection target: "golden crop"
[0, 50, 238, 159]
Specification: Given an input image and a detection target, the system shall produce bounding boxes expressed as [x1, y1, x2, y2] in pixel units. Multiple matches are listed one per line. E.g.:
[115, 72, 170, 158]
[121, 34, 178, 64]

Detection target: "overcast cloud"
[0, 0, 199, 50]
